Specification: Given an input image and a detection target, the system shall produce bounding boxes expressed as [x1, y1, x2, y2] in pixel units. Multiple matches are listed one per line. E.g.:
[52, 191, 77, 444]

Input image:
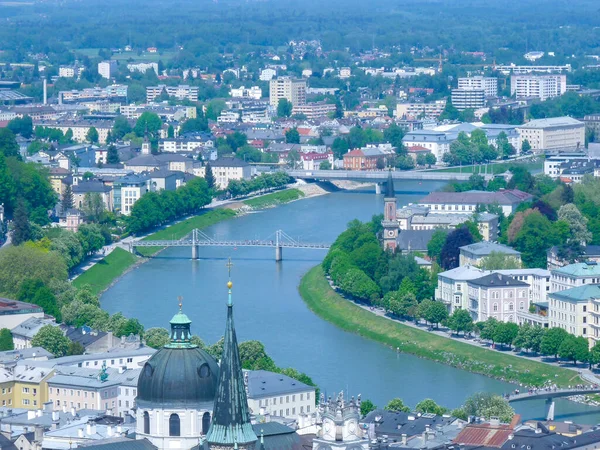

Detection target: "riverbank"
[299, 264, 583, 388]
[242, 188, 305, 210]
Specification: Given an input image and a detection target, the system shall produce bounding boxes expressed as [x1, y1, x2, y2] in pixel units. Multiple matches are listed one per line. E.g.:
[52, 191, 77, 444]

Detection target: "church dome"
[136, 307, 219, 409]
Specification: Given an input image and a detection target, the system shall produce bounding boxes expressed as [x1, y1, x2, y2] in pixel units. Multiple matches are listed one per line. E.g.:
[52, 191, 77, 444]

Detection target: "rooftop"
[419, 189, 533, 206]
[469, 272, 529, 288]
[0, 298, 43, 316]
[518, 116, 584, 129]
[460, 242, 521, 256]
[552, 262, 600, 277]
[246, 370, 313, 398]
[549, 284, 600, 303]
[211, 156, 251, 168]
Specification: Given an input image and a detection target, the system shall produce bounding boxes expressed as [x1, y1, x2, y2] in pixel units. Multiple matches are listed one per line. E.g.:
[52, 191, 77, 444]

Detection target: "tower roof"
[385, 170, 395, 198]
[206, 277, 258, 447]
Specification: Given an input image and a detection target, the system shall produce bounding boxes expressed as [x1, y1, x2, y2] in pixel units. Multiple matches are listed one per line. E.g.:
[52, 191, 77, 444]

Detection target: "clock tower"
[313, 393, 369, 450]
[381, 170, 398, 251]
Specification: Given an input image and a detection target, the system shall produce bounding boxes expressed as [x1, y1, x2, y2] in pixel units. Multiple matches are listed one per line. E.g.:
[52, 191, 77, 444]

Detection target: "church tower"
[205, 275, 258, 450]
[381, 171, 398, 251]
[313, 393, 369, 450]
[141, 125, 151, 155]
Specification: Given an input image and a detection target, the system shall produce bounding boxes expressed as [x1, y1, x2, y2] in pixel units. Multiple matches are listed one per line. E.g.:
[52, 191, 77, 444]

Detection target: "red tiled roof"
[345, 149, 365, 157]
[453, 424, 513, 448]
[407, 145, 431, 153]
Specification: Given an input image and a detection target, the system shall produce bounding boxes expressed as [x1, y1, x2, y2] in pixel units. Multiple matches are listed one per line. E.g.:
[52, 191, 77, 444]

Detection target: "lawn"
[72, 248, 137, 295]
[299, 265, 583, 388]
[243, 189, 305, 209]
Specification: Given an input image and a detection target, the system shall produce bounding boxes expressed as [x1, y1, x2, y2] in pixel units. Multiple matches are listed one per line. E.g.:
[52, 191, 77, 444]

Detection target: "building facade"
[269, 77, 307, 107]
[517, 117, 585, 152]
[510, 74, 567, 100]
[458, 76, 498, 97]
[451, 89, 485, 110]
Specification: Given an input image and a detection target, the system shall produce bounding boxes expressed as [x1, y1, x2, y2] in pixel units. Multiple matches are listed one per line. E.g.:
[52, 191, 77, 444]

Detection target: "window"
[584, 328, 587, 335]
[307, 393, 310, 400]
[127, 358, 133, 363]
[286, 408, 289, 415]
[273, 397, 277, 405]
[300, 394, 303, 401]
[202, 412, 211, 435]
[292, 408, 296, 414]
[286, 396, 289, 403]
[143, 412, 150, 434]
[169, 414, 180, 436]
[22, 388, 29, 394]
[292, 395, 295, 402]
[493, 303, 498, 312]
[23, 399, 30, 405]
[584, 305, 587, 312]
[57, 400, 60, 406]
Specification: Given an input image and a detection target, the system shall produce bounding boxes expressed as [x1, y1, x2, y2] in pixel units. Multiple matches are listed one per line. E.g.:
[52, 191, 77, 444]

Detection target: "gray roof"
[51, 347, 156, 366]
[49, 367, 141, 389]
[469, 272, 529, 288]
[11, 317, 58, 339]
[363, 409, 455, 439]
[0, 347, 53, 364]
[460, 242, 521, 257]
[72, 181, 111, 194]
[518, 116, 584, 129]
[212, 157, 251, 168]
[245, 370, 312, 399]
[497, 427, 600, 450]
[419, 189, 533, 206]
[396, 229, 448, 252]
[77, 438, 156, 450]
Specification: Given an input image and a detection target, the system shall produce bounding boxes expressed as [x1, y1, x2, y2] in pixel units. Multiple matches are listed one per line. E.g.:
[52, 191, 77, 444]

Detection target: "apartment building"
[543, 152, 590, 178]
[211, 157, 252, 189]
[269, 77, 307, 107]
[467, 273, 530, 323]
[584, 115, 600, 140]
[291, 101, 336, 119]
[126, 62, 158, 75]
[245, 370, 315, 418]
[343, 148, 388, 171]
[458, 76, 498, 97]
[33, 119, 114, 144]
[548, 285, 600, 339]
[435, 266, 490, 313]
[229, 86, 262, 100]
[59, 85, 128, 104]
[510, 74, 567, 100]
[395, 100, 446, 120]
[517, 117, 585, 151]
[146, 85, 199, 103]
[550, 262, 600, 292]
[451, 89, 485, 110]
[97, 61, 117, 80]
[418, 189, 533, 216]
[459, 242, 522, 267]
[0, 364, 54, 409]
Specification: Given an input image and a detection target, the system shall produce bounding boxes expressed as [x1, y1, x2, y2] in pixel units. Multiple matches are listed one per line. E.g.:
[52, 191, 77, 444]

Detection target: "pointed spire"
[385, 169, 395, 198]
[206, 259, 257, 448]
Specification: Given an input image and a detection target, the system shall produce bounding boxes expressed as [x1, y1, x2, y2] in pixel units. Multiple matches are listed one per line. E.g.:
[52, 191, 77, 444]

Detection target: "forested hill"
[1, 0, 599, 64]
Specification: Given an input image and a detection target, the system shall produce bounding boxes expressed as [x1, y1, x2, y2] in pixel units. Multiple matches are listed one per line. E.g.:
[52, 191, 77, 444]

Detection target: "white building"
[259, 68, 277, 81]
[395, 100, 446, 120]
[245, 370, 315, 418]
[339, 67, 352, 78]
[510, 74, 567, 100]
[524, 51, 545, 62]
[467, 273, 530, 323]
[451, 89, 485, 110]
[229, 86, 262, 100]
[435, 266, 490, 313]
[550, 262, 600, 292]
[211, 157, 252, 189]
[0, 299, 45, 331]
[459, 242, 522, 267]
[127, 62, 159, 75]
[548, 285, 600, 339]
[97, 61, 117, 80]
[418, 189, 533, 216]
[269, 77, 307, 107]
[458, 76, 498, 97]
[517, 116, 585, 151]
[146, 85, 199, 103]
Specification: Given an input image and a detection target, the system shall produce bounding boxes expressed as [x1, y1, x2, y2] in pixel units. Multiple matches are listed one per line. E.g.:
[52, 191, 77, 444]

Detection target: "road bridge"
[129, 229, 330, 261]
[507, 387, 600, 403]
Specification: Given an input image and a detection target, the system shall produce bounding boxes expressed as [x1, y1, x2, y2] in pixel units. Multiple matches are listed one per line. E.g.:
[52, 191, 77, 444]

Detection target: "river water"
[101, 181, 600, 424]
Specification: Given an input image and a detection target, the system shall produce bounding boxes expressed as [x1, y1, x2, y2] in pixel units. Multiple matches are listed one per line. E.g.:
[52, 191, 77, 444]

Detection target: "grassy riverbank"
[299, 265, 583, 387]
[243, 188, 305, 209]
[73, 248, 137, 295]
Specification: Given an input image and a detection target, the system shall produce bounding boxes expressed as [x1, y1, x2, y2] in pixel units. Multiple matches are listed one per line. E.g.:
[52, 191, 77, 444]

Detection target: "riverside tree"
[385, 398, 411, 413]
[447, 309, 473, 336]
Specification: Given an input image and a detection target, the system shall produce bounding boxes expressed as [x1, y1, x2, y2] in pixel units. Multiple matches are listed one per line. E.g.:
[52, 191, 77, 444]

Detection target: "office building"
[517, 116, 585, 151]
[510, 74, 567, 100]
[458, 76, 498, 97]
[269, 77, 306, 107]
[451, 88, 485, 110]
[97, 61, 117, 80]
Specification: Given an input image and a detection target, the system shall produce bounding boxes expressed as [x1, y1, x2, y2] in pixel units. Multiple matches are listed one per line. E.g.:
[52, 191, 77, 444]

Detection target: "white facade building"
[510, 74, 567, 100]
[467, 273, 530, 323]
[458, 76, 498, 97]
[229, 86, 262, 100]
[517, 116, 585, 151]
[550, 262, 600, 292]
[260, 68, 277, 81]
[451, 89, 485, 110]
[127, 62, 159, 75]
[97, 61, 117, 80]
[211, 157, 252, 189]
[269, 77, 307, 107]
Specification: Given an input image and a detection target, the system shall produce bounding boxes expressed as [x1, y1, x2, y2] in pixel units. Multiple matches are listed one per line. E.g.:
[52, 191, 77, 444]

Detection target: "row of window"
[258, 392, 310, 407]
[77, 358, 134, 368]
[142, 411, 211, 437]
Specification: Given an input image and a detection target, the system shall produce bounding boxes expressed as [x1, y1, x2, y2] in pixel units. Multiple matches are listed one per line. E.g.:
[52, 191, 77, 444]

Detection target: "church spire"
[384, 169, 395, 198]
[206, 259, 257, 449]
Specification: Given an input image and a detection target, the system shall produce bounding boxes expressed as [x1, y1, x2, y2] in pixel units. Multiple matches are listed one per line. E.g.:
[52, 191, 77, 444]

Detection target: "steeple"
[206, 259, 258, 449]
[384, 169, 395, 198]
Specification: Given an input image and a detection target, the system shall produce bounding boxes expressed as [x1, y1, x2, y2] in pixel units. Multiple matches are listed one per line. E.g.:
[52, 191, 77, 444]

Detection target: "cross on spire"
[178, 296, 183, 311]
[226, 257, 234, 279]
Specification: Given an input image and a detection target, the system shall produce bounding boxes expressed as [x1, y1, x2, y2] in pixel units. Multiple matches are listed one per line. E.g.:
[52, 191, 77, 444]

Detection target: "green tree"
[204, 162, 216, 190]
[513, 211, 560, 268]
[285, 127, 300, 144]
[447, 309, 473, 336]
[440, 226, 474, 269]
[167, 125, 175, 138]
[0, 128, 20, 158]
[493, 322, 519, 349]
[68, 340, 85, 356]
[112, 116, 132, 140]
[31, 325, 70, 357]
[0, 328, 14, 351]
[86, 127, 99, 144]
[319, 160, 332, 170]
[461, 392, 514, 423]
[425, 153, 437, 167]
[81, 193, 106, 222]
[360, 399, 377, 417]
[238, 340, 277, 371]
[106, 144, 120, 164]
[541, 327, 569, 360]
[415, 399, 449, 415]
[11, 199, 31, 246]
[427, 229, 447, 265]
[277, 98, 293, 117]
[331, 138, 349, 159]
[385, 398, 411, 413]
[558, 203, 591, 244]
[286, 149, 301, 169]
[144, 327, 171, 348]
[62, 185, 74, 210]
[479, 318, 500, 344]
[521, 139, 531, 152]
[383, 123, 405, 151]
[589, 342, 600, 368]
[133, 112, 162, 139]
[418, 300, 448, 328]
[477, 252, 522, 270]
[7, 115, 33, 139]
[558, 335, 589, 365]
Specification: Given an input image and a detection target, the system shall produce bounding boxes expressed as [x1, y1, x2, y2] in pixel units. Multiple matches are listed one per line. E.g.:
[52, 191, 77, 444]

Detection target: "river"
[101, 181, 600, 424]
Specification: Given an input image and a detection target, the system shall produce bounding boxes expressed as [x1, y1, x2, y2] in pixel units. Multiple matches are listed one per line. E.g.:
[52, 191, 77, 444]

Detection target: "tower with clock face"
[313, 393, 369, 450]
[381, 171, 398, 251]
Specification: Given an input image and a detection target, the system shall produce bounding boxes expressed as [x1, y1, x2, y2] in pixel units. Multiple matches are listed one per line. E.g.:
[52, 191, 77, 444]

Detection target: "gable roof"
[460, 242, 521, 257]
[469, 272, 529, 288]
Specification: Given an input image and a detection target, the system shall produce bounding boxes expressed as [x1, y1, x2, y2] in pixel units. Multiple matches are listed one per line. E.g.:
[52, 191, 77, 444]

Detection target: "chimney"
[118, 366, 125, 374]
[27, 410, 36, 420]
[62, 405, 67, 413]
[86, 421, 93, 435]
[402, 434, 407, 445]
[107, 425, 114, 437]
[36, 409, 43, 418]
[260, 407, 265, 416]
[78, 428, 84, 438]
[71, 407, 76, 417]
[34, 425, 44, 442]
[52, 410, 60, 422]
[44, 402, 53, 412]
[117, 424, 123, 434]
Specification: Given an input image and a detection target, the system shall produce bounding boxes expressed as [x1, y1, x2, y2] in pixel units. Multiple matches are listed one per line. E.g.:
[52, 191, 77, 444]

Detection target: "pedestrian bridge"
[129, 229, 330, 261]
[507, 387, 600, 403]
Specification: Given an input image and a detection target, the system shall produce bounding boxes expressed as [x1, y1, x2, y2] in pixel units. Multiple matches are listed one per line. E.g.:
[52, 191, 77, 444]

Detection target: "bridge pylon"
[275, 230, 283, 262]
[191, 229, 199, 260]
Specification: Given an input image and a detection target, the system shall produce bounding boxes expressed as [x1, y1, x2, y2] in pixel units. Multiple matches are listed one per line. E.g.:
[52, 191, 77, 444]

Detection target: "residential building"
[343, 148, 388, 170]
[59, 85, 128, 104]
[269, 77, 307, 107]
[339, 67, 352, 78]
[451, 89, 485, 110]
[550, 262, 600, 292]
[127, 62, 158, 75]
[300, 152, 333, 171]
[510, 74, 567, 100]
[229, 86, 262, 100]
[159, 136, 213, 153]
[0, 299, 44, 331]
[98, 61, 117, 80]
[494, 64, 572, 75]
[459, 242, 522, 267]
[0, 364, 54, 409]
[548, 285, 600, 339]
[63, 209, 84, 233]
[113, 174, 149, 215]
[402, 130, 452, 161]
[11, 318, 58, 350]
[59, 66, 84, 79]
[146, 85, 199, 103]
[33, 120, 114, 144]
[72, 181, 113, 212]
[50, 348, 155, 370]
[42, 414, 135, 448]
[458, 76, 498, 97]
[547, 245, 600, 270]
[395, 100, 447, 120]
[245, 370, 315, 418]
[259, 68, 277, 81]
[543, 152, 590, 178]
[467, 273, 530, 323]
[291, 101, 336, 119]
[517, 117, 585, 152]
[211, 157, 252, 189]
[584, 114, 600, 140]
[436, 266, 490, 312]
[418, 189, 533, 216]
[501, 269, 551, 304]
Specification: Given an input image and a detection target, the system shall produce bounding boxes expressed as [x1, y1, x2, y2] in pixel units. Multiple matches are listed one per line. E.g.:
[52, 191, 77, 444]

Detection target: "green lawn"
[299, 265, 583, 387]
[72, 248, 137, 295]
[243, 189, 305, 209]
